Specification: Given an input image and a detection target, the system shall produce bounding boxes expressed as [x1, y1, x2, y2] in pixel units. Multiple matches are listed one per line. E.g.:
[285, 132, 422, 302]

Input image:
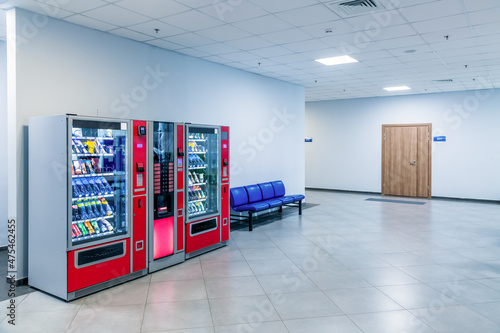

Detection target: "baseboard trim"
[305, 188, 500, 204]
[305, 187, 380, 196]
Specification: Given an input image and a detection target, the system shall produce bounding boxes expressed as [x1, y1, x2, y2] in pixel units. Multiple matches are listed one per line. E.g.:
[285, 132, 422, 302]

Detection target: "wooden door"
[382, 124, 431, 198]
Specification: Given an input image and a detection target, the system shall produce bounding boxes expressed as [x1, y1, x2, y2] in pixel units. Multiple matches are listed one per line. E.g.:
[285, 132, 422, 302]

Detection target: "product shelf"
[73, 153, 114, 157]
[73, 230, 115, 241]
[72, 215, 114, 224]
[73, 172, 115, 178]
[189, 166, 207, 170]
[72, 193, 114, 201]
[189, 198, 207, 203]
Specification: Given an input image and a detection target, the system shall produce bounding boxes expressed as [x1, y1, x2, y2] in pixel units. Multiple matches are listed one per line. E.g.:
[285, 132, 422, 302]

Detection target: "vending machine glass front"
[70, 119, 129, 247]
[187, 126, 219, 220]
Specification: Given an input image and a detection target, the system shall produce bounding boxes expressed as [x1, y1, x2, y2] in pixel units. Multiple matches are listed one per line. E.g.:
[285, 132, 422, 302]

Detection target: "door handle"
[409, 160, 416, 166]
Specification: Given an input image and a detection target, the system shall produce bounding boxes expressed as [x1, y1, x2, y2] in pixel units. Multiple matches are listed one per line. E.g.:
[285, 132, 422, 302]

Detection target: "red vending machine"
[185, 125, 230, 258]
[147, 122, 185, 272]
[28, 115, 148, 301]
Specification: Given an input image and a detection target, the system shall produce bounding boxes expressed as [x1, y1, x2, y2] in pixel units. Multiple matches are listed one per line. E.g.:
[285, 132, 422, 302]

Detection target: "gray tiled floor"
[2, 190, 500, 332]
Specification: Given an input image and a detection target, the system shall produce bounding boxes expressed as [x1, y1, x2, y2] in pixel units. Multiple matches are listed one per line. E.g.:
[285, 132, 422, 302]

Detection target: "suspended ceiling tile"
[1, 0, 74, 19]
[268, 53, 310, 65]
[282, 39, 332, 53]
[387, 45, 434, 57]
[411, 14, 469, 34]
[362, 24, 419, 41]
[343, 9, 408, 30]
[199, 0, 267, 23]
[260, 28, 314, 44]
[377, 35, 427, 49]
[201, 54, 232, 64]
[223, 36, 274, 50]
[480, 44, 500, 53]
[471, 21, 500, 37]
[164, 32, 216, 48]
[275, 4, 341, 27]
[249, 45, 295, 57]
[193, 42, 240, 55]
[398, 0, 463, 22]
[83, 4, 150, 26]
[476, 34, 500, 46]
[196, 24, 250, 42]
[116, 0, 190, 19]
[219, 51, 261, 62]
[362, 57, 402, 66]
[429, 38, 477, 51]
[107, 27, 153, 42]
[299, 20, 355, 38]
[180, 0, 223, 8]
[235, 58, 279, 68]
[247, 0, 319, 14]
[145, 38, 184, 50]
[177, 47, 211, 58]
[233, 14, 292, 35]
[467, 7, 500, 25]
[300, 48, 346, 60]
[160, 10, 223, 31]
[127, 20, 186, 38]
[420, 27, 474, 43]
[462, 0, 500, 12]
[64, 14, 118, 32]
[355, 50, 396, 60]
[57, 0, 107, 13]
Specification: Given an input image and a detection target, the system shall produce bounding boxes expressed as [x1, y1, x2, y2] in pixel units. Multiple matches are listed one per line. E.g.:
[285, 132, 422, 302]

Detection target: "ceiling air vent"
[326, 0, 385, 17]
[432, 79, 454, 83]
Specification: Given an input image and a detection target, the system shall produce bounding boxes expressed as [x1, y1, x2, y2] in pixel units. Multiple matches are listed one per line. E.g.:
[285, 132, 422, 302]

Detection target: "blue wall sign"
[305, 137, 313, 143]
[433, 136, 446, 142]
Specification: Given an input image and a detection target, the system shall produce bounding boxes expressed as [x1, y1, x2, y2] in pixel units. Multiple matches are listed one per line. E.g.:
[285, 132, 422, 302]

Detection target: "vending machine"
[184, 125, 230, 258]
[28, 115, 148, 301]
[147, 122, 185, 272]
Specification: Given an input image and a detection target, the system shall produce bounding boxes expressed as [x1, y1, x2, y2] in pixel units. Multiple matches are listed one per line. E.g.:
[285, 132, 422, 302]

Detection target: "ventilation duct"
[326, 0, 385, 17]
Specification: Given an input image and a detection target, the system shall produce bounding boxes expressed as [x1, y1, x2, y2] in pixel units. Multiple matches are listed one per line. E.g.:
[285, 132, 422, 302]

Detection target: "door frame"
[381, 123, 432, 198]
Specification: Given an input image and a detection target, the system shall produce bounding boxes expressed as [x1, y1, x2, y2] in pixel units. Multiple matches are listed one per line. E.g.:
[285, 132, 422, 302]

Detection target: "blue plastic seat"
[278, 196, 295, 204]
[258, 182, 275, 200]
[230, 186, 248, 209]
[261, 199, 283, 208]
[245, 184, 263, 203]
[233, 202, 270, 212]
[270, 180, 286, 197]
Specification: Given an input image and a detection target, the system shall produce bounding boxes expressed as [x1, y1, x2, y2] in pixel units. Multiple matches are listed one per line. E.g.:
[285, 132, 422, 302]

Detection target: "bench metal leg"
[299, 200, 302, 215]
[248, 211, 253, 231]
[279, 206, 283, 213]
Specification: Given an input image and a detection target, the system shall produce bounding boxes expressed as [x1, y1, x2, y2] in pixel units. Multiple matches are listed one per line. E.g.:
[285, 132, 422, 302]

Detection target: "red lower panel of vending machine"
[185, 217, 220, 254]
[154, 217, 175, 259]
[177, 191, 184, 252]
[67, 239, 131, 292]
[221, 184, 229, 242]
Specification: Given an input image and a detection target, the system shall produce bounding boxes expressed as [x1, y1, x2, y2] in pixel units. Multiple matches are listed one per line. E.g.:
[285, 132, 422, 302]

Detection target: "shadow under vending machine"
[28, 115, 148, 301]
[185, 125, 230, 258]
[147, 122, 185, 272]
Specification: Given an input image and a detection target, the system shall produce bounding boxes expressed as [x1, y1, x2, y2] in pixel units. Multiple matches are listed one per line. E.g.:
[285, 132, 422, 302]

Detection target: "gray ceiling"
[0, 0, 499, 101]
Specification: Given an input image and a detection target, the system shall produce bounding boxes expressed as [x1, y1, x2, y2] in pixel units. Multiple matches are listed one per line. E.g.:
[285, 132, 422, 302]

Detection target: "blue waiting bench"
[230, 180, 305, 231]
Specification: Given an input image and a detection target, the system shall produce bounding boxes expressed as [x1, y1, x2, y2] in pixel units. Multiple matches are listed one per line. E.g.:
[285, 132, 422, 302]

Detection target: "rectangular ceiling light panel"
[315, 55, 359, 66]
[383, 86, 411, 91]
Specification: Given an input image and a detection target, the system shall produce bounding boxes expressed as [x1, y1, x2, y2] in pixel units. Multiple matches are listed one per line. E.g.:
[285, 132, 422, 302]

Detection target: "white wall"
[9, 8, 305, 279]
[306, 89, 500, 201]
[0, 40, 6, 247]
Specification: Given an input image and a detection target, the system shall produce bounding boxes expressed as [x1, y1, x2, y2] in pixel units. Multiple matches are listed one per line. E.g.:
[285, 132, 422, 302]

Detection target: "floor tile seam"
[201, 275, 217, 329]
[407, 304, 500, 329]
[65, 295, 90, 333]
